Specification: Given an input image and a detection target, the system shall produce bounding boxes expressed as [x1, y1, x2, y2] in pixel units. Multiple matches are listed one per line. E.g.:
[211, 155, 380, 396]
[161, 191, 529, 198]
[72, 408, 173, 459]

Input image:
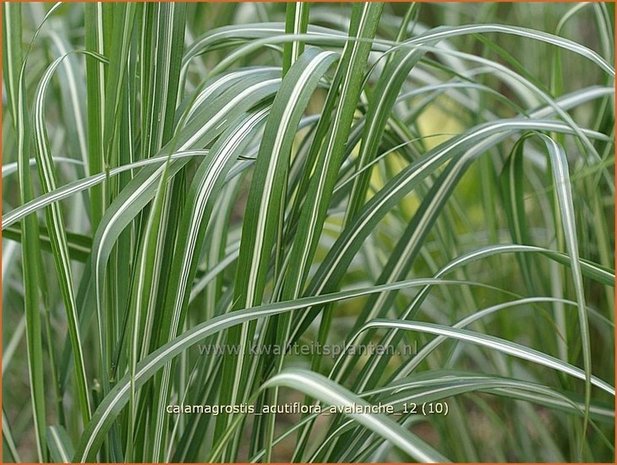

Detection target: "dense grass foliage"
[2, 2, 614, 462]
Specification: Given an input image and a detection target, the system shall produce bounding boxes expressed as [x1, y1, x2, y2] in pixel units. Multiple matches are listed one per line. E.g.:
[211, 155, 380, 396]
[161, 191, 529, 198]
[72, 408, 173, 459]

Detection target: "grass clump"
[2, 2, 614, 462]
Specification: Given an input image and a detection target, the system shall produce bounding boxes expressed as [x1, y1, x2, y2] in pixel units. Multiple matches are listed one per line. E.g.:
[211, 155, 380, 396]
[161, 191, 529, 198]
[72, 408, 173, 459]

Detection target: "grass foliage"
[2, 2, 615, 462]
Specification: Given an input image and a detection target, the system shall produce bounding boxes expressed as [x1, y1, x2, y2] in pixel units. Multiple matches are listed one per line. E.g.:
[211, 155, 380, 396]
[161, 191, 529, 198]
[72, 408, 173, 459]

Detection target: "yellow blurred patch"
[368, 98, 464, 219]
